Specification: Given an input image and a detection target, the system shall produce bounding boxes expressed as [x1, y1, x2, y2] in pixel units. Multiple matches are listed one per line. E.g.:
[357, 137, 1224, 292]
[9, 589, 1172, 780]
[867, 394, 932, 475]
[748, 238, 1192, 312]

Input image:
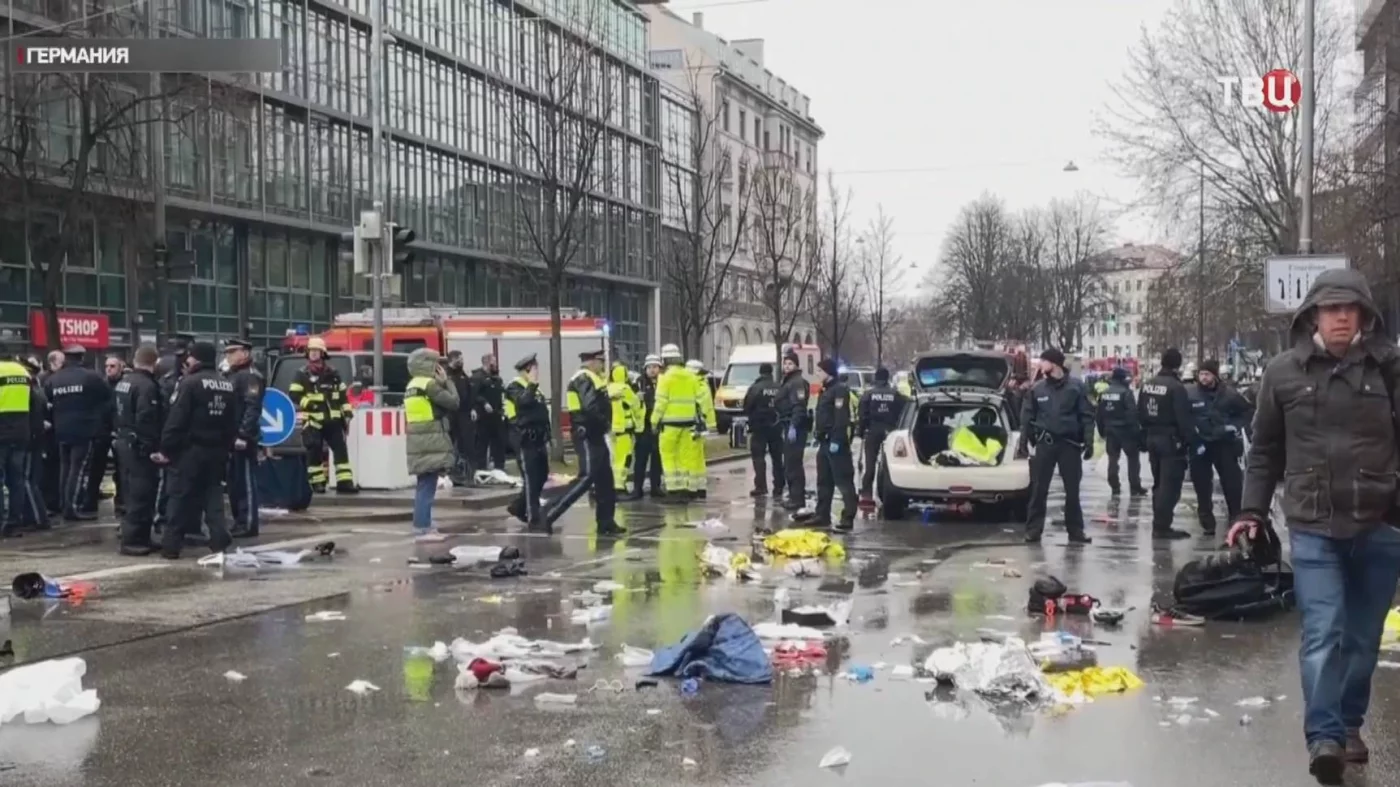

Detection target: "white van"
[715, 343, 821, 431]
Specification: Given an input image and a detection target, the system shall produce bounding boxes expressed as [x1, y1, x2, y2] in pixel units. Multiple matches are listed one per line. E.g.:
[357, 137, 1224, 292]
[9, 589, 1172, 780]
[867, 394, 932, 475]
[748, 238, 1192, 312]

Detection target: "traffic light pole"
[371, 201, 385, 405]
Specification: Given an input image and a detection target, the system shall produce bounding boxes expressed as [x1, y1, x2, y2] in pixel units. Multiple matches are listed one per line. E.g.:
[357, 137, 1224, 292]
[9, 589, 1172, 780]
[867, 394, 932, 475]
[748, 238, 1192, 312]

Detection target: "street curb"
[296, 452, 751, 518]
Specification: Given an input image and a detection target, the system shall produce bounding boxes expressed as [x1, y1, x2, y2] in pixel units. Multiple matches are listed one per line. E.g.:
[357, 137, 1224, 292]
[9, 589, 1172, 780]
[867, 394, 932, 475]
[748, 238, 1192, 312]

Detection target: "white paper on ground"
[570, 605, 612, 625]
[448, 628, 597, 662]
[819, 746, 852, 768]
[593, 580, 625, 593]
[0, 658, 101, 726]
[197, 550, 261, 570]
[449, 545, 505, 564]
[345, 680, 381, 694]
[891, 665, 915, 679]
[533, 693, 578, 705]
[254, 549, 314, 566]
[405, 641, 452, 662]
[223, 670, 247, 682]
[305, 611, 347, 622]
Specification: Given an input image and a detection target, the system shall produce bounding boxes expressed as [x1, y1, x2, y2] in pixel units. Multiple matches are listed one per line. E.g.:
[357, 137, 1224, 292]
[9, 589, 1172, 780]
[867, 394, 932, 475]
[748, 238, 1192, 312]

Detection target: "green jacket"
[404, 348, 460, 476]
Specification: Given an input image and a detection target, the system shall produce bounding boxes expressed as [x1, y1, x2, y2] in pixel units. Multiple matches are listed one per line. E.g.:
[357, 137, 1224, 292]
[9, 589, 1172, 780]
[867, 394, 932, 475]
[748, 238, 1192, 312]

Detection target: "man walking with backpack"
[1229, 268, 1400, 785]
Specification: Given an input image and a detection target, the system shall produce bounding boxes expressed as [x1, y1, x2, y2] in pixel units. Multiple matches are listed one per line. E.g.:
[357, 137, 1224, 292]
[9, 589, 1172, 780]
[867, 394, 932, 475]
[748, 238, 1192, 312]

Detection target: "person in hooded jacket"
[608, 361, 642, 495]
[44, 345, 111, 521]
[1227, 268, 1400, 785]
[444, 350, 477, 486]
[403, 348, 460, 542]
[1020, 348, 1093, 545]
[1096, 366, 1146, 496]
[1185, 358, 1252, 534]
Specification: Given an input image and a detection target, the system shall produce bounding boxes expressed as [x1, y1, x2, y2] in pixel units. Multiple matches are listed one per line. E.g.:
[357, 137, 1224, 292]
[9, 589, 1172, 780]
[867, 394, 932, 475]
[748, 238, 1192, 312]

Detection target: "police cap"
[223, 338, 253, 351]
[579, 349, 605, 362]
[63, 344, 86, 357]
[191, 342, 218, 366]
[514, 353, 539, 372]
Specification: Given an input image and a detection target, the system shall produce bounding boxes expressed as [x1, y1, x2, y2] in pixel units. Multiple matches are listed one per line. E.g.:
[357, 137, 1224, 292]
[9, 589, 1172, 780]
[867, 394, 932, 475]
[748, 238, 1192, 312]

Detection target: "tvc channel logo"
[1213, 68, 1301, 113]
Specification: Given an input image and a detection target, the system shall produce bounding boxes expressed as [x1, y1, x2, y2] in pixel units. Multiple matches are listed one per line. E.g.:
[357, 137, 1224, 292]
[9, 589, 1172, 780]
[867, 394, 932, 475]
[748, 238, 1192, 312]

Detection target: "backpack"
[1172, 548, 1294, 620]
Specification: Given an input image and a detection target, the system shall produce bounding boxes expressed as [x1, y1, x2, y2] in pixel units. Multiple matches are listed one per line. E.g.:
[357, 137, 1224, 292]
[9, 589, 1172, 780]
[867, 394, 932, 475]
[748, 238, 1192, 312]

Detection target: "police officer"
[857, 366, 907, 506]
[289, 337, 357, 493]
[801, 359, 857, 531]
[444, 350, 477, 486]
[156, 342, 236, 559]
[83, 355, 125, 516]
[1096, 366, 1147, 496]
[152, 346, 187, 534]
[1021, 348, 1094, 545]
[504, 353, 551, 531]
[114, 344, 164, 555]
[43, 345, 111, 521]
[776, 351, 812, 511]
[629, 355, 664, 499]
[0, 355, 34, 538]
[742, 361, 784, 498]
[544, 349, 622, 536]
[38, 350, 63, 515]
[1137, 348, 1195, 540]
[1186, 358, 1251, 534]
[19, 357, 49, 532]
[224, 339, 265, 538]
[471, 354, 507, 472]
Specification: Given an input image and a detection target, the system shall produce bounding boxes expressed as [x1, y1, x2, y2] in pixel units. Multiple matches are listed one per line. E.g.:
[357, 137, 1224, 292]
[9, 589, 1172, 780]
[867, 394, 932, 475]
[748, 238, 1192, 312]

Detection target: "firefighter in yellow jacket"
[685, 359, 717, 498]
[608, 361, 642, 493]
[650, 344, 696, 501]
[289, 337, 358, 493]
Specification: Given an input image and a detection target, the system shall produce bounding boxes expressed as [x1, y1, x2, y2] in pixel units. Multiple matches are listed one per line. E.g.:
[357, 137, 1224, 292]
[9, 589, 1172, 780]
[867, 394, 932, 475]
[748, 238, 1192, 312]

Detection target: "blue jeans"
[1292, 526, 1400, 746]
[413, 473, 437, 531]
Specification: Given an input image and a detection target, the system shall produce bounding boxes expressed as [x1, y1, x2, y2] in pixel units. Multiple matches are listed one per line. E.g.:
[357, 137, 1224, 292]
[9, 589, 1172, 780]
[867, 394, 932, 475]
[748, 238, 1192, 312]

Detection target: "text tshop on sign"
[28, 311, 111, 349]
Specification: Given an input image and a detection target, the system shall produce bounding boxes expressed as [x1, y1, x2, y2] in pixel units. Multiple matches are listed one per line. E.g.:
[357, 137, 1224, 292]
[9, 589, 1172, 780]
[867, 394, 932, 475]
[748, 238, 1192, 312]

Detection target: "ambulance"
[714, 343, 821, 432]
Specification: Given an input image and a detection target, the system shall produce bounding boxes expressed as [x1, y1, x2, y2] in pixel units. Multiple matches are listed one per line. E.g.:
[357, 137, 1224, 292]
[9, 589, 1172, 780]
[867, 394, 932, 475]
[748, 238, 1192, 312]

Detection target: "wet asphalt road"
[2, 455, 1399, 787]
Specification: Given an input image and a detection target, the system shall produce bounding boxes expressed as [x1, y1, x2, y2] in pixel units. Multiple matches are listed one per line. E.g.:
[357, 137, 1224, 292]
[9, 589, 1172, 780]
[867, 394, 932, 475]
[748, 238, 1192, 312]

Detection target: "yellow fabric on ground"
[762, 529, 847, 559]
[1384, 607, 1400, 642]
[1045, 666, 1144, 697]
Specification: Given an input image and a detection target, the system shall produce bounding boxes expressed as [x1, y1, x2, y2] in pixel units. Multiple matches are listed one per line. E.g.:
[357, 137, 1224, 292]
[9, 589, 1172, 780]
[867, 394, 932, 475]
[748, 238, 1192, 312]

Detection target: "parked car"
[876, 350, 1030, 520]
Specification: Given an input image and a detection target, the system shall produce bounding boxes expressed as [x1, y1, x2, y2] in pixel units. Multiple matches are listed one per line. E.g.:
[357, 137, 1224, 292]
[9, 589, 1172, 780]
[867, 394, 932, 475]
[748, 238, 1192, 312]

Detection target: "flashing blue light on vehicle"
[838, 365, 849, 374]
[601, 321, 612, 336]
[294, 324, 309, 335]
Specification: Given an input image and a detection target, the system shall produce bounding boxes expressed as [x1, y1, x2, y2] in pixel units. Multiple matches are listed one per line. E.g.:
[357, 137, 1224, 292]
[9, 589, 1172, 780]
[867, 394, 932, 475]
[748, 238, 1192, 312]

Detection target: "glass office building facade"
[0, 0, 661, 360]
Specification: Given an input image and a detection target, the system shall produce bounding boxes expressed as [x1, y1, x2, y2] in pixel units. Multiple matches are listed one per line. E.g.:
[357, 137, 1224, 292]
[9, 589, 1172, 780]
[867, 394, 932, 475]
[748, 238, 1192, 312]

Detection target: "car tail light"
[892, 437, 908, 458]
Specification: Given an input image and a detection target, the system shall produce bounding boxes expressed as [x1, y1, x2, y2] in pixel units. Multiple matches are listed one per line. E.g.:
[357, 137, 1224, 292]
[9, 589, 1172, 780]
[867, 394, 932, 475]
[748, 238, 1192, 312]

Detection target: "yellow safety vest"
[566, 368, 607, 413]
[403, 376, 436, 424]
[502, 375, 529, 421]
[951, 426, 1002, 465]
[694, 370, 716, 429]
[652, 366, 697, 428]
[0, 360, 29, 414]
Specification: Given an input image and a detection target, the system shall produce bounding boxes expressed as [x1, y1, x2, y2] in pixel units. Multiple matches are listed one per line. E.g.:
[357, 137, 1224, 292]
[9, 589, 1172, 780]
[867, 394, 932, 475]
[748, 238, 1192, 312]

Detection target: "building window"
[754, 116, 760, 145]
[721, 99, 729, 132]
[738, 109, 746, 142]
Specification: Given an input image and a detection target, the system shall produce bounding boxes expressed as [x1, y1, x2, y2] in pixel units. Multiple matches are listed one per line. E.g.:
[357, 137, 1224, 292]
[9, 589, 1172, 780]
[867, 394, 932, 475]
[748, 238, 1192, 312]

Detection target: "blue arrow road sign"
[260, 387, 296, 447]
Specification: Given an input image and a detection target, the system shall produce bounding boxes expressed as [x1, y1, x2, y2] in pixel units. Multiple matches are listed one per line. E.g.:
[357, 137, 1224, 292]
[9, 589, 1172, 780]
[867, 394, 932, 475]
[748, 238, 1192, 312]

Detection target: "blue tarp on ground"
[646, 613, 773, 684]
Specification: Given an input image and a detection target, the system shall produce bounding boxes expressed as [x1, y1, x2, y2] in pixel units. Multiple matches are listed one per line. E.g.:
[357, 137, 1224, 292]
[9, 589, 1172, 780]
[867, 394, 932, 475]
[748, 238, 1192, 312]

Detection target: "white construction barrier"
[346, 407, 414, 490]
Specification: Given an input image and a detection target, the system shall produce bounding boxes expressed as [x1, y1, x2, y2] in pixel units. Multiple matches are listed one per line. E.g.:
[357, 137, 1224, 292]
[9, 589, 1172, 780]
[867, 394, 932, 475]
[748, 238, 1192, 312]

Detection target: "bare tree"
[932, 194, 1022, 343]
[660, 59, 754, 359]
[811, 173, 862, 358]
[0, 6, 206, 348]
[750, 153, 820, 358]
[510, 3, 610, 458]
[1039, 195, 1111, 351]
[1098, 0, 1346, 255]
[859, 206, 906, 366]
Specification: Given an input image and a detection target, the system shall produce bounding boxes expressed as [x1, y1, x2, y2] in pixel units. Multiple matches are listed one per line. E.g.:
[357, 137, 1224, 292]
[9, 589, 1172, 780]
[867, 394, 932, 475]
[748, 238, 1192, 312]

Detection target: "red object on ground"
[467, 658, 503, 682]
[772, 642, 827, 669]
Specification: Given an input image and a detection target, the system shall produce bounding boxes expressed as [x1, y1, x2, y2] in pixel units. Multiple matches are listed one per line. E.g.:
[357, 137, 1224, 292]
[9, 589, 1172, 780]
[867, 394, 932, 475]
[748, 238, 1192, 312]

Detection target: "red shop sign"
[29, 311, 111, 349]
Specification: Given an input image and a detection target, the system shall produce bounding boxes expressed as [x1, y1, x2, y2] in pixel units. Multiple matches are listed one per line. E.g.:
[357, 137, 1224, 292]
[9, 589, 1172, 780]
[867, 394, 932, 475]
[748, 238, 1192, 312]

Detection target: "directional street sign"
[1264, 255, 1348, 314]
[260, 387, 296, 447]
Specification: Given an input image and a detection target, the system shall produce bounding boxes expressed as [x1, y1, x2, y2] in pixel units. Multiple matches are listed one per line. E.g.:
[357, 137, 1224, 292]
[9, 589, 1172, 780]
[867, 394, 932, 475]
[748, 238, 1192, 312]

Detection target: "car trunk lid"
[914, 351, 1011, 391]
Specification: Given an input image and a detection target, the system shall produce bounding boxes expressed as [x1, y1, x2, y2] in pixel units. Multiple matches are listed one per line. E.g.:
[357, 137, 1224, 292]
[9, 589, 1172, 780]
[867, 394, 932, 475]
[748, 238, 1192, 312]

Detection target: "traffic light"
[389, 224, 416, 273]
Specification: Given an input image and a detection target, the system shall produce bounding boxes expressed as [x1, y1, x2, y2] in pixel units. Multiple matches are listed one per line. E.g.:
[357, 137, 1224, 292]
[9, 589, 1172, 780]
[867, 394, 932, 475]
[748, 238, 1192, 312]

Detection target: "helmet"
[660, 344, 682, 361]
[307, 337, 327, 353]
[643, 354, 662, 368]
[685, 359, 703, 372]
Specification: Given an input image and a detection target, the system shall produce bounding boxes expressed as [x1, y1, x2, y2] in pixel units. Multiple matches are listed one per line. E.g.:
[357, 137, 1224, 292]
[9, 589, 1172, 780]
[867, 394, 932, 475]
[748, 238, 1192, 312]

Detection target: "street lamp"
[1197, 161, 1206, 364]
[1063, 161, 1079, 172]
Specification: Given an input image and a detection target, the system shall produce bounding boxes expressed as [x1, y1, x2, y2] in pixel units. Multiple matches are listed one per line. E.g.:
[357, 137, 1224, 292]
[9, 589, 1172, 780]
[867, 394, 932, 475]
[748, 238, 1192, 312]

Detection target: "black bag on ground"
[256, 454, 314, 512]
[1172, 547, 1294, 620]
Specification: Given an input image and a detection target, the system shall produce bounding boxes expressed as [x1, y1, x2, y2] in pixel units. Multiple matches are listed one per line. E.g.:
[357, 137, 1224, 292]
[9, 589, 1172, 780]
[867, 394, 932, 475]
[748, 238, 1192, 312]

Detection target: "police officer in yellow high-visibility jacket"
[0, 357, 36, 537]
[608, 361, 642, 493]
[544, 349, 622, 536]
[684, 359, 717, 498]
[650, 344, 696, 501]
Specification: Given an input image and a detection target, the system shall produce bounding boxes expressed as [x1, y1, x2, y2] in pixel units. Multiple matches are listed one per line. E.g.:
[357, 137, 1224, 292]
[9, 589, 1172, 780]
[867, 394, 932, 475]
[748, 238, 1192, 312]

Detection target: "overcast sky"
[665, 0, 1184, 282]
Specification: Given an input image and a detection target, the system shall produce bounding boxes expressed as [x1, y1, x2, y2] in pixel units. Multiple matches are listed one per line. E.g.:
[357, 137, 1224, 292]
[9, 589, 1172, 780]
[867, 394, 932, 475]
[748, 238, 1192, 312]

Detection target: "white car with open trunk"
[877, 350, 1031, 519]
